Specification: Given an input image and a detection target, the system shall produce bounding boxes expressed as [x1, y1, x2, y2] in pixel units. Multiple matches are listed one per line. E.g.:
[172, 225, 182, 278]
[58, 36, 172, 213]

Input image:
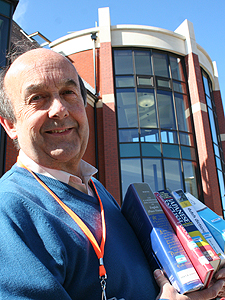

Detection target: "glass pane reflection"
[138, 89, 157, 128]
[143, 158, 163, 192]
[121, 158, 142, 199]
[119, 129, 139, 143]
[153, 52, 169, 77]
[157, 90, 176, 129]
[134, 50, 152, 75]
[140, 129, 159, 142]
[116, 76, 135, 87]
[183, 161, 198, 198]
[116, 89, 138, 128]
[114, 50, 133, 75]
[164, 159, 183, 191]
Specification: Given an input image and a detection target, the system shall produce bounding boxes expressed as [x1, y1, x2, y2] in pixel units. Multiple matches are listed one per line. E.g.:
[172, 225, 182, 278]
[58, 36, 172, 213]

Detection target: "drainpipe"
[91, 32, 99, 179]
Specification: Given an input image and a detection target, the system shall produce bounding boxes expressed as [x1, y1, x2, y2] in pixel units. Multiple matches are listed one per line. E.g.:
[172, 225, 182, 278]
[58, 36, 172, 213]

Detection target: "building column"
[98, 7, 120, 203]
[176, 20, 222, 214]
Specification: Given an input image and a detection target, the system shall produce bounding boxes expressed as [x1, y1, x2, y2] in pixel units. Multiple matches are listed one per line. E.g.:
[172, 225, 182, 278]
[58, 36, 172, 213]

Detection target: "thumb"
[154, 269, 179, 300]
[154, 269, 170, 288]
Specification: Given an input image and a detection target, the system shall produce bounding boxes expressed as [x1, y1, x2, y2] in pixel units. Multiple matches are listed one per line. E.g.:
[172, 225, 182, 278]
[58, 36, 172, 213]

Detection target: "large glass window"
[202, 70, 225, 216]
[114, 49, 199, 199]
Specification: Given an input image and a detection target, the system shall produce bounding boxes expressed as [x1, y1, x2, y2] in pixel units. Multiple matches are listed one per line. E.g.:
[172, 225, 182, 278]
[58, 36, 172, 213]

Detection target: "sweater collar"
[18, 150, 98, 194]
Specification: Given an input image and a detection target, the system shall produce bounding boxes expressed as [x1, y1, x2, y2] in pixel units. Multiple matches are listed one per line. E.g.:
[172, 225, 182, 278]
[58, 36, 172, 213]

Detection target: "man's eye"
[31, 95, 43, 101]
[63, 90, 75, 95]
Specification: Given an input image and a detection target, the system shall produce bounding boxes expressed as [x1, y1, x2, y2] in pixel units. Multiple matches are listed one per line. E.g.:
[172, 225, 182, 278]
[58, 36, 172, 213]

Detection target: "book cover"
[173, 190, 225, 267]
[121, 183, 203, 294]
[154, 190, 214, 288]
[157, 190, 220, 272]
[186, 192, 225, 253]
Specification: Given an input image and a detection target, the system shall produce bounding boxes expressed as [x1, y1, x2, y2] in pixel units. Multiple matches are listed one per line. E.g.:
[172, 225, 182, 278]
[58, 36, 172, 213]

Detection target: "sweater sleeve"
[0, 192, 73, 300]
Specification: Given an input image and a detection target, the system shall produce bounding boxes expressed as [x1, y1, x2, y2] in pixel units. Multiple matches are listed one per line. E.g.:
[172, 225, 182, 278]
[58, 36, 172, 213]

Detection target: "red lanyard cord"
[17, 159, 107, 279]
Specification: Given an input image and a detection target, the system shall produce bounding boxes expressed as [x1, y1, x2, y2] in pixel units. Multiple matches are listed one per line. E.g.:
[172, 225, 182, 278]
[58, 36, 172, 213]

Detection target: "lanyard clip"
[100, 275, 107, 300]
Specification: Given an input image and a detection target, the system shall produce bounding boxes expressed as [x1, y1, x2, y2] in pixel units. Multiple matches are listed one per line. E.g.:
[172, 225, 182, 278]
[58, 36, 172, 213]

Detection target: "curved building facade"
[49, 7, 225, 216]
[4, 7, 224, 216]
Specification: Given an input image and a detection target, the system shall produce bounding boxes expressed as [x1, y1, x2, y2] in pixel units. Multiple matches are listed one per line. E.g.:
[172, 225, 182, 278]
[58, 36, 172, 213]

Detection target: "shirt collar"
[18, 150, 98, 189]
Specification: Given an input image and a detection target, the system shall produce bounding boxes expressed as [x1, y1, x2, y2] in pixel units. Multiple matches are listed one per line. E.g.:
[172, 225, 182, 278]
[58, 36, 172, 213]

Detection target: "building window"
[202, 70, 225, 217]
[0, 0, 11, 67]
[114, 49, 199, 199]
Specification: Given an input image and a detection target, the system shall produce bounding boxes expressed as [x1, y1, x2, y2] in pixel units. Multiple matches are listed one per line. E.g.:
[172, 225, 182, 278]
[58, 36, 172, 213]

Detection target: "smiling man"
[0, 48, 224, 300]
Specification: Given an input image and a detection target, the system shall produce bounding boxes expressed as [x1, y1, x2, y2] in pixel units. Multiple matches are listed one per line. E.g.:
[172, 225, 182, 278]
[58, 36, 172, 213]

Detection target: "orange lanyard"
[17, 159, 107, 298]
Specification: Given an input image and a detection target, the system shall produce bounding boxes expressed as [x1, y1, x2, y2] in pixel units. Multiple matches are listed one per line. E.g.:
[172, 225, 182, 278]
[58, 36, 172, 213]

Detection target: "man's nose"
[48, 96, 69, 119]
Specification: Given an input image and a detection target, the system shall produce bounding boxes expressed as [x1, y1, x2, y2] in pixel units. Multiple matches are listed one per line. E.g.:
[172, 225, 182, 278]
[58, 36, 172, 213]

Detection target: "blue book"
[186, 192, 225, 252]
[121, 183, 203, 294]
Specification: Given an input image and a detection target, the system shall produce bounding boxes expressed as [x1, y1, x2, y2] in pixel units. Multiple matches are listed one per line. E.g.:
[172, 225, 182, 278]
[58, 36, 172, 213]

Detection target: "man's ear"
[0, 116, 17, 140]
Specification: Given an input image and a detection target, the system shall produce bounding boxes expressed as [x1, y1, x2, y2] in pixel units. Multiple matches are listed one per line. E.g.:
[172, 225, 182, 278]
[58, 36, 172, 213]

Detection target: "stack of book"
[121, 183, 225, 294]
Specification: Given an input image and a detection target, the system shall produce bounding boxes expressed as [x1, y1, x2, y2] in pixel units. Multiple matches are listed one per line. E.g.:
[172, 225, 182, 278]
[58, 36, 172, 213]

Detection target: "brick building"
[3, 7, 225, 217]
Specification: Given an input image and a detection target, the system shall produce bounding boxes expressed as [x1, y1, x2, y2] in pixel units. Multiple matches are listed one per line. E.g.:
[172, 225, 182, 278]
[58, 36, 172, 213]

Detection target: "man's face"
[3, 49, 89, 174]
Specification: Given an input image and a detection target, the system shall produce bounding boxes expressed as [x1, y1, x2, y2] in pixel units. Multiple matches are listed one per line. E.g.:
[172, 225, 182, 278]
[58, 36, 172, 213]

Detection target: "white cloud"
[13, 0, 29, 28]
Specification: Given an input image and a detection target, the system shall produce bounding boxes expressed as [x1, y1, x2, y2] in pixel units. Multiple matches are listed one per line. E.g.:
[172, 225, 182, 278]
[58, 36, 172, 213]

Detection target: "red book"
[154, 191, 214, 288]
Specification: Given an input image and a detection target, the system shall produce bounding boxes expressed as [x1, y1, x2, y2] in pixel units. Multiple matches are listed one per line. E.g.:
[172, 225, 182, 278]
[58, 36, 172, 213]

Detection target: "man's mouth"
[46, 128, 72, 134]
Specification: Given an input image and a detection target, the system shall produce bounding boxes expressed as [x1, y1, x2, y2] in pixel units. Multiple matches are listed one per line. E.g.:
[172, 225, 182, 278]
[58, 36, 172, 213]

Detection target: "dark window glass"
[0, 0, 11, 17]
[175, 93, 190, 132]
[215, 156, 222, 171]
[156, 78, 170, 89]
[157, 90, 176, 129]
[115, 76, 135, 87]
[114, 49, 198, 199]
[137, 88, 157, 128]
[120, 143, 140, 157]
[162, 144, 180, 158]
[173, 81, 187, 94]
[137, 76, 153, 86]
[140, 129, 159, 142]
[161, 130, 178, 144]
[116, 88, 138, 128]
[134, 50, 152, 75]
[164, 159, 183, 191]
[153, 52, 169, 77]
[119, 129, 139, 143]
[143, 158, 163, 191]
[169, 56, 183, 81]
[213, 144, 220, 157]
[181, 146, 196, 161]
[205, 95, 212, 108]
[0, 15, 9, 67]
[114, 50, 133, 75]
[179, 132, 192, 146]
[208, 108, 218, 144]
[121, 158, 142, 198]
[202, 73, 211, 98]
[141, 143, 161, 157]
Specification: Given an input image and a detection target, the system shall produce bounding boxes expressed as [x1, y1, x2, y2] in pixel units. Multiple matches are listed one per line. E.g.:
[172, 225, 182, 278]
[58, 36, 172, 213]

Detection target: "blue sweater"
[0, 164, 159, 299]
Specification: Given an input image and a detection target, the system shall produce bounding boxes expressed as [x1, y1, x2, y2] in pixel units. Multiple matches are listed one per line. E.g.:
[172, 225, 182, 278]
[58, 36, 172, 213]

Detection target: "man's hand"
[154, 269, 225, 300]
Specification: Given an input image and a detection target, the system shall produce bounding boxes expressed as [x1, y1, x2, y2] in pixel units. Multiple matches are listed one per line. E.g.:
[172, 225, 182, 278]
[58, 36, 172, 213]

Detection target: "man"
[0, 48, 224, 300]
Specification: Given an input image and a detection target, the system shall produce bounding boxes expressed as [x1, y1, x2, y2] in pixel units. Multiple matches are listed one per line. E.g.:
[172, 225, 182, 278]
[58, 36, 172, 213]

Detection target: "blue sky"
[13, 0, 225, 110]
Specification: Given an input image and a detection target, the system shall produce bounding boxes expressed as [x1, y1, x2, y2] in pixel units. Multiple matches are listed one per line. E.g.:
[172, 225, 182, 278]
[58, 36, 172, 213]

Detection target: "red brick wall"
[83, 103, 96, 167]
[100, 42, 120, 204]
[69, 49, 100, 93]
[185, 53, 222, 214]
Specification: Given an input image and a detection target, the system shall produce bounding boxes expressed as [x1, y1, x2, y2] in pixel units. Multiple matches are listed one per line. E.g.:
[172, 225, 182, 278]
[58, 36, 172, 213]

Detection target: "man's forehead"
[5, 51, 78, 91]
